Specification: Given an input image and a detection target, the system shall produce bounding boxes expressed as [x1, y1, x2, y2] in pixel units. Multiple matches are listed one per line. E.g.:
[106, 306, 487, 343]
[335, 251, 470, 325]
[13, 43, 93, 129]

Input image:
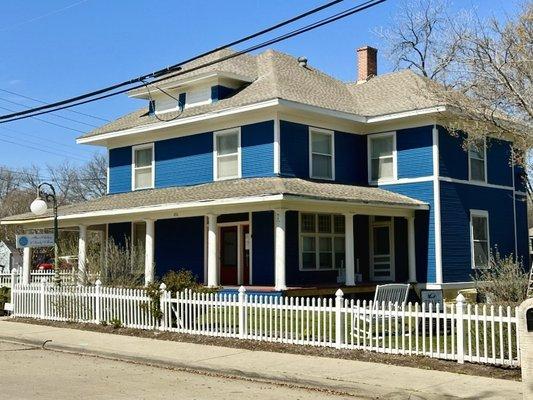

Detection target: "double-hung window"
[470, 210, 490, 269]
[368, 133, 396, 183]
[214, 128, 241, 180]
[468, 140, 486, 182]
[309, 128, 334, 180]
[300, 213, 345, 270]
[132, 144, 154, 190]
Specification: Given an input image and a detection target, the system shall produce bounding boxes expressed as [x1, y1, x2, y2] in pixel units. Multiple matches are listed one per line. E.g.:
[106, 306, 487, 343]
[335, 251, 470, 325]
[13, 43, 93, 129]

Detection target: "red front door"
[220, 226, 238, 285]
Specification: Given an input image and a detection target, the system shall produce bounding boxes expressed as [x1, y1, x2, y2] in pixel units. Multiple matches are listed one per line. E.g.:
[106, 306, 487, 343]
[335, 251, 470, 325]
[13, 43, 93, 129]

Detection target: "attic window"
[185, 87, 211, 108]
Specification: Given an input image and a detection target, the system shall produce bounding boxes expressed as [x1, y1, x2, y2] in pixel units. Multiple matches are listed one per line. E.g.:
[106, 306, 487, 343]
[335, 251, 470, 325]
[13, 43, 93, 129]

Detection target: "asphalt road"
[0, 340, 351, 399]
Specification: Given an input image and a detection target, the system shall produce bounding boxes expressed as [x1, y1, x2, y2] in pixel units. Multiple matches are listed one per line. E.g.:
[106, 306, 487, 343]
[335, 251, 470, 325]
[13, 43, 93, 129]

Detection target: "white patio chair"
[354, 283, 410, 339]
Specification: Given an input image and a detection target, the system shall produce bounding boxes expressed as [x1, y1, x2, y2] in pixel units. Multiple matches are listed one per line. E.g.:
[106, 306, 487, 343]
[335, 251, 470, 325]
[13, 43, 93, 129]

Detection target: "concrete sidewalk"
[0, 319, 521, 399]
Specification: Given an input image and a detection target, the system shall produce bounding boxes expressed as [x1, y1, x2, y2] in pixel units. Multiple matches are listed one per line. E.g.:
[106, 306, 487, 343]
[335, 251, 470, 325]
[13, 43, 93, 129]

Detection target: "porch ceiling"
[1, 177, 428, 227]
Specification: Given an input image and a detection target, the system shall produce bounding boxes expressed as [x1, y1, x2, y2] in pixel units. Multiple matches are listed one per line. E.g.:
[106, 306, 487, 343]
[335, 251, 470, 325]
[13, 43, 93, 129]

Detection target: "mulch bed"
[10, 317, 521, 381]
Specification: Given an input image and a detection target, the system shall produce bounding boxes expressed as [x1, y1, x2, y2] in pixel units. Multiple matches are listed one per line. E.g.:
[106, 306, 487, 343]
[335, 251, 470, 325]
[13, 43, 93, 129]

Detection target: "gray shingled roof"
[79, 49, 441, 139]
[1, 177, 427, 223]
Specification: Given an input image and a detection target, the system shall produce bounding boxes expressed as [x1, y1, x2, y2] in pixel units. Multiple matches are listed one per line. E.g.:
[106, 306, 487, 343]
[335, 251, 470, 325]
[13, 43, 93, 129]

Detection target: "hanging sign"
[16, 234, 54, 249]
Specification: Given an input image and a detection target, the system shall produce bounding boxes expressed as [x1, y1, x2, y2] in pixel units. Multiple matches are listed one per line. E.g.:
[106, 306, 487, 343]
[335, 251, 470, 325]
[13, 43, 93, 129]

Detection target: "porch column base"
[274, 209, 286, 291]
[207, 214, 218, 287]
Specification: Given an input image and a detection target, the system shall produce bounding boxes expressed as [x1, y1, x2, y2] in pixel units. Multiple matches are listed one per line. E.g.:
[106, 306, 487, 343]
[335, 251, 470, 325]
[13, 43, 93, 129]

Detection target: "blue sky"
[0, 0, 522, 169]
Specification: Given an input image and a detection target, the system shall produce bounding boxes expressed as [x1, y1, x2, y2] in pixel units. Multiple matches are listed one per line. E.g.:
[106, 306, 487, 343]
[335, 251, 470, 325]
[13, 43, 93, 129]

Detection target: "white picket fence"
[0, 269, 78, 288]
[9, 283, 520, 367]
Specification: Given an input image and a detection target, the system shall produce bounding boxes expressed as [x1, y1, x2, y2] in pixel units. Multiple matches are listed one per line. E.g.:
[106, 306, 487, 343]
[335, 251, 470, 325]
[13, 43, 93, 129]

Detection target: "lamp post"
[30, 183, 61, 285]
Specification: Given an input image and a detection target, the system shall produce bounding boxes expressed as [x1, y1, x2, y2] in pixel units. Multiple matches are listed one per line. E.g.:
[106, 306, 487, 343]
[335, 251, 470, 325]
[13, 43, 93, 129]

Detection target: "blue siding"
[251, 211, 274, 285]
[354, 215, 370, 281]
[514, 164, 527, 192]
[242, 121, 274, 178]
[439, 127, 468, 180]
[211, 85, 235, 102]
[487, 138, 513, 187]
[396, 126, 433, 179]
[394, 217, 409, 282]
[155, 133, 213, 188]
[335, 132, 367, 184]
[515, 194, 530, 267]
[108, 147, 132, 194]
[380, 182, 435, 283]
[280, 120, 309, 178]
[108, 222, 131, 247]
[440, 181, 516, 282]
[155, 217, 205, 281]
[279, 120, 366, 184]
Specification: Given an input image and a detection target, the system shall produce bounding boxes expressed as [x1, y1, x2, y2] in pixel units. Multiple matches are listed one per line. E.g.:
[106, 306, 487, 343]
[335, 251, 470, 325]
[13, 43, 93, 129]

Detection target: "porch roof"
[1, 177, 428, 225]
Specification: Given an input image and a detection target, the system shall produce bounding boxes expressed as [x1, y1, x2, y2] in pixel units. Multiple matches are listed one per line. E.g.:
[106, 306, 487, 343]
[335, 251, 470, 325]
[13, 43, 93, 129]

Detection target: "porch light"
[30, 198, 48, 215]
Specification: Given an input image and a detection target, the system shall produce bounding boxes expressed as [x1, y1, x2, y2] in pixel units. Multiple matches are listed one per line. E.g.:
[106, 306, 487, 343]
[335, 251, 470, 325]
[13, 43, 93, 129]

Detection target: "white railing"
[9, 284, 520, 367]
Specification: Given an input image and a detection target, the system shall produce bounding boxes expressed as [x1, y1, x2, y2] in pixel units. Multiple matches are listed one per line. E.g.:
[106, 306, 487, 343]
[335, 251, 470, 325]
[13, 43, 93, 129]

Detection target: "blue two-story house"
[3, 46, 529, 295]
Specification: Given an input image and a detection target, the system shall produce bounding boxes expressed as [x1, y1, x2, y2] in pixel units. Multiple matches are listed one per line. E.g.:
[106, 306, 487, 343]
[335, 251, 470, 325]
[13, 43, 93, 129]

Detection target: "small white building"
[0, 241, 22, 273]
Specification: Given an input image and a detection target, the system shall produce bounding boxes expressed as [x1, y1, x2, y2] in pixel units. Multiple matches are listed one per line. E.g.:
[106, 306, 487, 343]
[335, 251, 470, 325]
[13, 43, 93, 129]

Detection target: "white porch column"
[207, 214, 218, 287]
[274, 209, 286, 291]
[22, 247, 32, 285]
[407, 215, 417, 283]
[144, 219, 155, 285]
[344, 213, 355, 286]
[78, 225, 87, 284]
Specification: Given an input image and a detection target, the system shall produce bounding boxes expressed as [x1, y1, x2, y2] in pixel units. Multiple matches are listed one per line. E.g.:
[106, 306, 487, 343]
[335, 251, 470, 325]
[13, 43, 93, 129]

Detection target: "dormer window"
[468, 139, 486, 182]
[309, 128, 334, 180]
[132, 144, 154, 190]
[185, 87, 211, 108]
[214, 128, 241, 181]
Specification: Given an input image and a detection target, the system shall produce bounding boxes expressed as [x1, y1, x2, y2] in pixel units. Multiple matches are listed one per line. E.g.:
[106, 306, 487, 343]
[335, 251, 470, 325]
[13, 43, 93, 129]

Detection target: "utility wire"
[0, 137, 89, 162]
[0, 0, 386, 123]
[0, 0, 350, 121]
[0, 88, 109, 122]
[0, 105, 86, 133]
[0, 126, 81, 150]
[0, 131, 89, 160]
[0, 96, 99, 128]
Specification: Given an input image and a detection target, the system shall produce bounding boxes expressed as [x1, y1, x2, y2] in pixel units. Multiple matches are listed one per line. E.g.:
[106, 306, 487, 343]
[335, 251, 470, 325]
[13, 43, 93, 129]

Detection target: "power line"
[0, 126, 81, 150]
[0, 166, 105, 182]
[0, 96, 99, 128]
[0, 0, 90, 32]
[0, 105, 86, 133]
[0, 137, 89, 162]
[0, 88, 109, 122]
[0, 0, 355, 122]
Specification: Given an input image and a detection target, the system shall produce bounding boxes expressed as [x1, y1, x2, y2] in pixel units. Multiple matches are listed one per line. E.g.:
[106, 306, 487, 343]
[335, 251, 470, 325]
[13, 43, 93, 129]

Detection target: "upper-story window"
[214, 128, 241, 181]
[368, 132, 396, 183]
[468, 140, 486, 182]
[309, 128, 334, 180]
[470, 210, 490, 269]
[132, 144, 154, 190]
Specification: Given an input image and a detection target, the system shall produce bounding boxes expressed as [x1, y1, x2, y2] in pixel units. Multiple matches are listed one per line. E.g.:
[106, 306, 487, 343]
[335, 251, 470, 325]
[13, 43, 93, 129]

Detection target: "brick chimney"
[357, 46, 377, 82]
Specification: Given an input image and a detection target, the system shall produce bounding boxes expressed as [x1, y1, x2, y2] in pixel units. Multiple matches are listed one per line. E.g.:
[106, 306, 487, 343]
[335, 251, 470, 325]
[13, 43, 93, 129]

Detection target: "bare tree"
[72, 152, 107, 201]
[374, 0, 464, 83]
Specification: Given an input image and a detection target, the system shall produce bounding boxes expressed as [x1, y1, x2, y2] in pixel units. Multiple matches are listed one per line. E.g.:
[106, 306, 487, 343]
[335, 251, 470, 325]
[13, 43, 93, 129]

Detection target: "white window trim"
[470, 209, 490, 269]
[468, 137, 487, 183]
[131, 143, 155, 191]
[298, 212, 345, 272]
[308, 127, 335, 181]
[369, 216, 396, 281]
[367, 131, 398, 185]
[213, 127, 242, 181]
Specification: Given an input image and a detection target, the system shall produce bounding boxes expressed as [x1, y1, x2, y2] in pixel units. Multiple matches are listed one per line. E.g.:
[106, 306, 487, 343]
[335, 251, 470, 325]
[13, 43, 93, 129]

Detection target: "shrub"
[472, 250, 528, 305]
[161, 269, 209, 294]
[100, 239, 144, 288]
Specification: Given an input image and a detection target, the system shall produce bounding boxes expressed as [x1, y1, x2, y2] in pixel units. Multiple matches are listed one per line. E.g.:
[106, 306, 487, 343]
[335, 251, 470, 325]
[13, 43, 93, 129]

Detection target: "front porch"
[3, 178, 428, 292]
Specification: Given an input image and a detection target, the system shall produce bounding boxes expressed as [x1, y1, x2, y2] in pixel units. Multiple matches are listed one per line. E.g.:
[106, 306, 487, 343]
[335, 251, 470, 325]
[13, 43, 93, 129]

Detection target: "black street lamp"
[30, 182, 61, 285]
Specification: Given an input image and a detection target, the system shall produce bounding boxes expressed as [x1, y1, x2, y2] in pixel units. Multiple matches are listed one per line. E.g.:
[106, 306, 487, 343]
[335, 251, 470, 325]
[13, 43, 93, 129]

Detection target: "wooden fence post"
[456, 293, 465, 364]
[40, 277, 47, 319]
[159, 283, 167, 331]
[238, 286, 247, 339]
[95, 280, 101, 324]
[10, 267, 16, 289]
[335, 289, 344, 349]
